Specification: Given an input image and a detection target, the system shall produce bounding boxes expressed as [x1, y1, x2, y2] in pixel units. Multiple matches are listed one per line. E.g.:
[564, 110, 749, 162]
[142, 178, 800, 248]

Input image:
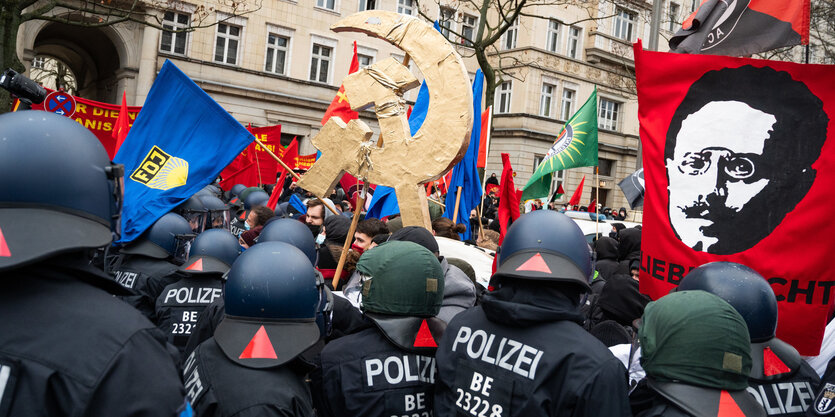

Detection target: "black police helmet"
[0, 112, 123, 271]
[231, 184, 247, 197]
[259, 218, 317, 265]
[494, 210, 592, 290]
[214, 242, 321, 368]
[244, 190, 270, 210]
[121, 212, 195, 263]
[180, 229, 241, 274]
[678, 262, 778, 342]
[175, 196, 207, 233]
[199, 195, 227, 211]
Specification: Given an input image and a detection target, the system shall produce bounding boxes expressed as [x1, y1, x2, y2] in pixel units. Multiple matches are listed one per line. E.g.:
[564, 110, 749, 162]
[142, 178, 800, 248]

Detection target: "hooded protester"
[434, 211, 631, 416]
[633, 290, 766, 417]
[677, 262, 820, 417]
[610, 222, 627, 239]
[616, 227, 642, 275]
[595, 236, 620, 281]
[311, 241, 446, 417]
[316, 215, 353, 289]
[587, 273, 650, 333]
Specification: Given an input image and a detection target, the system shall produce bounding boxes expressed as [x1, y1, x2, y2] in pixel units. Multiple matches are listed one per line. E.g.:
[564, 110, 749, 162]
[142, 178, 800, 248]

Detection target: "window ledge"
[313, 6, 341, 16]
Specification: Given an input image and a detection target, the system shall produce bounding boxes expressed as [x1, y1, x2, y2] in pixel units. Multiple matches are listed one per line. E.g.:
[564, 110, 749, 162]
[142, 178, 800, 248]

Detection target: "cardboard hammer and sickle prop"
[296, 11, 473, 230]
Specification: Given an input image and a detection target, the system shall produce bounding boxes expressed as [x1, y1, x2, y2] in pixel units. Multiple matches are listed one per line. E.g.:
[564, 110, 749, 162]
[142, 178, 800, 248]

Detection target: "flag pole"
[595, 166, 599, 239]
[256, 139, 339, 216]
[452, 186, 463, 223]
[332, 185, 366, 290]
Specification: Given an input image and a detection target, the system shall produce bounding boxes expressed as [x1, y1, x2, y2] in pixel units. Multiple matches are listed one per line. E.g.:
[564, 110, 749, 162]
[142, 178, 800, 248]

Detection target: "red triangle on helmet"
[239, 326, 278, 359]
[763, 346, 791, 376]
[717, 390, 745, 417]
[186, 258, 204, 271]
[515, 253, 552, 274]
[0, 228, 10, 257]
[413, 319, 437, 348]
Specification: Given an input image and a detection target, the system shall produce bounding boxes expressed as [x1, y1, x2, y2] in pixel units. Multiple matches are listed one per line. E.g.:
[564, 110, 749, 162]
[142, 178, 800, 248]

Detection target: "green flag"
[521, 88, 598, 200]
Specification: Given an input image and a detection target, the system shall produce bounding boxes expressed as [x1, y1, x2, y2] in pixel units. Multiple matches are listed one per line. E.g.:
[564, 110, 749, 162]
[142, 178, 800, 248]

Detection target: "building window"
[358, 53, 373, 68]
[598, 98, 621, 131]
[317, 0, 335, 10]
[439, 8, 455, 39]
[265, 33, 289, 74]
[560, 88, 575, 120]
[397, 0, 414, 15]
[598, 158, 615, 177]
[32, 56, 45, 69]
[566, 26, 581, 59]
[502, 20, 517, 50]
[668, 2, 680, 31]
[161, 11, 190, 55]
[546, 19, 560, 53]
[310, 43, 332, 83]
[613, 7, 636, 41]
[461, 14, 477, 46]
[214, 23, 241, 65]
[358, 0, 375, 11]
[540, 82, 555, 117]
[496, 81, 512, 114]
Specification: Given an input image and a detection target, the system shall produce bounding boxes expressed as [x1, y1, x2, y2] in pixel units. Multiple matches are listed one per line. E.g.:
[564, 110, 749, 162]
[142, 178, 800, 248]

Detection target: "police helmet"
[198, 195, 232, 231]
[678, 262, 778, 342]
[0, 112, 123, 271]
[214, 242, 322, 368]
[259, 218, 317, 265]
[244, 190, 270, 210]
[494, 210, 593, 290]
[239, 186, 264, 203]
[231, 184, 247, 197]
[120, 213, 196, 264]
[180, 229, 241, 274]
[174, 196, 208, 233]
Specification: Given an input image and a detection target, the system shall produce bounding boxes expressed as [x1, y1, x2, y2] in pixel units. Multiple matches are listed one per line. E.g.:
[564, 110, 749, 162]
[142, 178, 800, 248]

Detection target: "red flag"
[268, 138, 298, 210]
[497, 153, 521, 244]
[248, 125, 282, 184]
[477, 107, 492, 168]
[321, 41, 359, 125]
[219, 161, 257, 190]
[589, 199, 597, 213]
[112, 91, 130, 155]
[340, 173, 364, 210]
[634, 41, 835, 355]
[567, 176, 585, 206]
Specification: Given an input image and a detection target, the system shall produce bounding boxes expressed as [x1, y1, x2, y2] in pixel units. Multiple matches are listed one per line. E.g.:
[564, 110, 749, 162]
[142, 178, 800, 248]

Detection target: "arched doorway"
[33, 22, 121, 103]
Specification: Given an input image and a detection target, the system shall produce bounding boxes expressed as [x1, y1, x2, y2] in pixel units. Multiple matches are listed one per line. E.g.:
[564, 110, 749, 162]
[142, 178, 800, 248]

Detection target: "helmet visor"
[208, 209, 232, 232]
[181, 210, 208, 234]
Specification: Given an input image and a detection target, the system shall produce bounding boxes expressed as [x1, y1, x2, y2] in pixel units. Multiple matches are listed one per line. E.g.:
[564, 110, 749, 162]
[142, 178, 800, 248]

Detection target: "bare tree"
[1, 0, 260, 112]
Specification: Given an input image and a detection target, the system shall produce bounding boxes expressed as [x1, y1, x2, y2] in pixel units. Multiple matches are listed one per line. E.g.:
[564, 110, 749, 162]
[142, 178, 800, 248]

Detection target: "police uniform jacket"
[434, 282, 632, 417]
[0, 255, 186, 416]
[111, 253, 185, 320]
[184, 338, 314, 417]
[155, 275, 224, 355]
[312, 319, 440, 417]
[184, 297, 226, 358]
[744, 338, 820, 417]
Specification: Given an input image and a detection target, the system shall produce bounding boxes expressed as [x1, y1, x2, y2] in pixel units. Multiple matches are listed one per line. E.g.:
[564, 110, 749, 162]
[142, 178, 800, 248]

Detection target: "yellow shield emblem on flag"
[129, 145, 189, 190]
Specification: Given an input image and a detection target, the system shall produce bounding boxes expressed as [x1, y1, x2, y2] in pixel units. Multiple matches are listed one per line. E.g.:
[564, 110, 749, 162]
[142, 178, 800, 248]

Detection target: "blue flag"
[365, 80, 431, 219]
[443, 69, 484, 240]
[115, 60, 254, 242]
[289, 194, 308, 215]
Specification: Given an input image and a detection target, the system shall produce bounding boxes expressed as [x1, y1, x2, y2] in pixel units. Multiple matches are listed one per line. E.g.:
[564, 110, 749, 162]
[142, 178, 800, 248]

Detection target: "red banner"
[248, 125, 282, 183]
[297, 154, 316, 170]
[22, 89, 141, 159]
[634, 42, 835, 355]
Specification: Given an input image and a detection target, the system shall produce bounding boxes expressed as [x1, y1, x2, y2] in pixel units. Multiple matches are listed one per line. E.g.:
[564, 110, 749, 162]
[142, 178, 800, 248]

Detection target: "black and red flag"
[634, 41, 835, 355]
[670, 0, 810, 57]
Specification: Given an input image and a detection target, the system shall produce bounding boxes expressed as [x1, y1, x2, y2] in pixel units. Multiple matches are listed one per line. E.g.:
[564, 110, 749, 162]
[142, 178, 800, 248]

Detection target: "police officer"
[184, 242, 321, 416]
[183, 218, 320, 356]
[634, 291, 766, 416]
[434, 210, 631, 416]
[110, 212, 195, 320]
[312, 240, 446, 417]
[0, 111, 187, 415]
[175, 195, 209, 233]
[199, 194, 232, 231]
[677, 262, 820, 416]
[156, 229, 240, 356]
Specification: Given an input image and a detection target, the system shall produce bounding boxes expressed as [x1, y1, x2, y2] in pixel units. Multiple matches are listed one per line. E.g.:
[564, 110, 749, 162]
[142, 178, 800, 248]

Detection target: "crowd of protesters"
[4, 111, 835, 417]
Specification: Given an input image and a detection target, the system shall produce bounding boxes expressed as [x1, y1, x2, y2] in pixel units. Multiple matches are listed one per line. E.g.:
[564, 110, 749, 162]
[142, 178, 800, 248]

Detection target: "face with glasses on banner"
[667, 101, 777, 254]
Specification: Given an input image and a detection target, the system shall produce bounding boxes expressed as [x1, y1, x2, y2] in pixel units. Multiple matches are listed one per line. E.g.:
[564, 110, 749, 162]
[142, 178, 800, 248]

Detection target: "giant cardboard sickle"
[296, 11, 473, 229]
